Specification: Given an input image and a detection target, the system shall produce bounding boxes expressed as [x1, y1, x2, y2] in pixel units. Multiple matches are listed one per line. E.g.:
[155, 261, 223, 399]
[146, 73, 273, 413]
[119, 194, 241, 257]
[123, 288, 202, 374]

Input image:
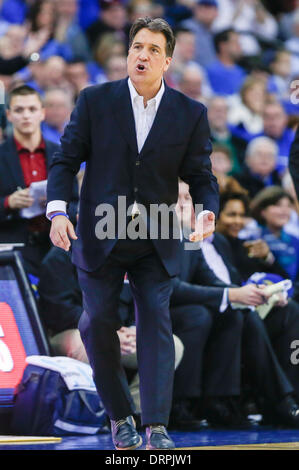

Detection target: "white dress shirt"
[128, 77, 164, 152]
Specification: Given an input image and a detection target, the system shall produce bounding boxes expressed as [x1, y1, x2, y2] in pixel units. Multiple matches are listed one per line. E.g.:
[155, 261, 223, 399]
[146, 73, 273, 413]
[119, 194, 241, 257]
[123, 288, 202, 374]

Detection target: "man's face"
[195, 5, 218, 27]
[207, 98, 228, 131]
[66, 63, 88, 89]
[179, 69, 202, 100]
[246, 144, 277, 178]
[44, 93, 71, 128]
[272, 52, 291, 79]
[127, 28, 172, 89]
[7, 94, 45, 136]
[175, 32, 195, 62]
[226, 32, 242, 61]
[263, 104, 287, 139]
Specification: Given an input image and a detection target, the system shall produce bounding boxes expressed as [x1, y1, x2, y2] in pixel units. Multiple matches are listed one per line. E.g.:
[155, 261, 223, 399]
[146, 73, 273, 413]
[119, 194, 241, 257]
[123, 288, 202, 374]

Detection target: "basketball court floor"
[1, 427, 299, 450]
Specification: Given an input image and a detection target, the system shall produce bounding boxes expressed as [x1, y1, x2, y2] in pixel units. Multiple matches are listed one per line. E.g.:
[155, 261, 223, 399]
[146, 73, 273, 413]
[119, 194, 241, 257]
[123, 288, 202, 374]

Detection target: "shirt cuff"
[219, 287, 229, 313]
[46, 200, 67, 219]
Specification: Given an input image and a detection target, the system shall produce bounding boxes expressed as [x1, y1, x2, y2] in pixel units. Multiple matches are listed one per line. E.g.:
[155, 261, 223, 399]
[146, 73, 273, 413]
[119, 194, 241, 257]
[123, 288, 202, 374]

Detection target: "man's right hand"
[228, 284, 271, 307]
[49, 215, 78, 251]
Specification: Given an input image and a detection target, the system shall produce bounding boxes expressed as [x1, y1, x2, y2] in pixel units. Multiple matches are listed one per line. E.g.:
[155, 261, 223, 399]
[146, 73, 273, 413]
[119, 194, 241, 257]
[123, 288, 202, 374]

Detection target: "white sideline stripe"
[54, 419, 100, 434]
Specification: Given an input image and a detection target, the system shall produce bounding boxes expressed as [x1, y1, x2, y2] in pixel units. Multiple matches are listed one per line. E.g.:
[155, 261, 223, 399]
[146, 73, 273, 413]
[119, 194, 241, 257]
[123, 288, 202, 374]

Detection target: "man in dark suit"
[0, 85, 78, 276]
[46, 17, 219, 450]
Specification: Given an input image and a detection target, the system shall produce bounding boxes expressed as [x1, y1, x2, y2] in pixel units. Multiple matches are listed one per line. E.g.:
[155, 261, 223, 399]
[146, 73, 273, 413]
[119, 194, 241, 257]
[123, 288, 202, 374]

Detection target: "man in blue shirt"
[206, 28, 246, 96]
[180, 0, 218, 68]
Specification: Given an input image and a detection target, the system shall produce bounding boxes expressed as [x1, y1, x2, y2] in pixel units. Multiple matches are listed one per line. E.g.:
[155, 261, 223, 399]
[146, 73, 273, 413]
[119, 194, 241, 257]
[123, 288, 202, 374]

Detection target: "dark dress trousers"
[47, 78, 219, 425]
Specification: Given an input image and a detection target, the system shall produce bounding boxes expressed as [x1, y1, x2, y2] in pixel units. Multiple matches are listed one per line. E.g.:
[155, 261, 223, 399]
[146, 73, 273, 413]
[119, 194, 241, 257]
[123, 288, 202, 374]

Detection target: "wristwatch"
[29, 52, 40, 63]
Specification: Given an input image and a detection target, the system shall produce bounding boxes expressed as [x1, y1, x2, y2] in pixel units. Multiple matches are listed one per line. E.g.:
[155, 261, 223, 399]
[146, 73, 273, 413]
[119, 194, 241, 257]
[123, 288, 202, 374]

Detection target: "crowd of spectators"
[2, 0, 299, 431]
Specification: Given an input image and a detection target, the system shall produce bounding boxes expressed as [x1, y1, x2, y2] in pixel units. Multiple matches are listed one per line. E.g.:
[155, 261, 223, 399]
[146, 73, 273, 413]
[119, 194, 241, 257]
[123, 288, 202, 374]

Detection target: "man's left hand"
[189, 211, 215, 242]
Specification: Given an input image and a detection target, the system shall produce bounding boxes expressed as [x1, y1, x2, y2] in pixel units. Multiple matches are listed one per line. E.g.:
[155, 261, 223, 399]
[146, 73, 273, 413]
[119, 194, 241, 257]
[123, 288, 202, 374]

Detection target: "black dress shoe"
[146, 425, 175, 450]
[274, 395, 299, 427]
[111, 416, 142, 450]
[203, 397, 259, 429]
[169, 401, 209, 430]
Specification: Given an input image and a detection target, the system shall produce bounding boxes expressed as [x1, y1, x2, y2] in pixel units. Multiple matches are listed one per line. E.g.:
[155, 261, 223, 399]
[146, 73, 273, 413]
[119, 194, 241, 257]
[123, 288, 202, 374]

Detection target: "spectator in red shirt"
[0, 84, 78, 276]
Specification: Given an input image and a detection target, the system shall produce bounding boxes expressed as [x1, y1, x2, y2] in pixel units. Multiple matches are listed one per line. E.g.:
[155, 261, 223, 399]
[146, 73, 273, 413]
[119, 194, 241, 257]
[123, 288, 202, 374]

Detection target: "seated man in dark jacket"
[0, 85, 78, 276]
[172, 180, 299, 428]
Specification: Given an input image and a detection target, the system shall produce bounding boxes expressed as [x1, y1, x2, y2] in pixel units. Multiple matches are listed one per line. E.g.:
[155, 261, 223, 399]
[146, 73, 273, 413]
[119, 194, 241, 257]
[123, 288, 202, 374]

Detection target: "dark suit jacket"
[289, 125, 299, 200]
[170, 240, 232, 311]
[235, 165, 282, 199]
[0, 136, 79, 244]
[212, 232, 289, 284]
[47, 78, 219, 275]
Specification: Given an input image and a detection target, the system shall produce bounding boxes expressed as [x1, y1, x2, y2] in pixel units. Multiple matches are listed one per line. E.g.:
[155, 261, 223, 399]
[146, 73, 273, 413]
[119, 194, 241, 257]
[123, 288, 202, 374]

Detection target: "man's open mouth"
[136, 64, 146, 71]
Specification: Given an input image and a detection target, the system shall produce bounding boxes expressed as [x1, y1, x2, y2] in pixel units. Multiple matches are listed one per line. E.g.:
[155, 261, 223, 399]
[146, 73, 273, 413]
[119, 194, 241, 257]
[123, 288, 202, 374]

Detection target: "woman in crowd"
[26, 0, 73, 61]
[250, 186, 299, 285]
[228, 76, 267, 142]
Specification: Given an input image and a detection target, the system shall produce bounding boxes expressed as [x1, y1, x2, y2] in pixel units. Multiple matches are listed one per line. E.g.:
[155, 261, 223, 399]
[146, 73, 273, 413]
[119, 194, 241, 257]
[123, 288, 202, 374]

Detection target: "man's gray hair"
[245, 136, 279, 161]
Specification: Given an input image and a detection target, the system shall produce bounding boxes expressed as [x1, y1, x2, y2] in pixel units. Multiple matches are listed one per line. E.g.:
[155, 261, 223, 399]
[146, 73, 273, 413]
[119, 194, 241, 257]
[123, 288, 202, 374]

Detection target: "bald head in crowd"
[178, 64, 203, 101]
[43, 88, 73, 133]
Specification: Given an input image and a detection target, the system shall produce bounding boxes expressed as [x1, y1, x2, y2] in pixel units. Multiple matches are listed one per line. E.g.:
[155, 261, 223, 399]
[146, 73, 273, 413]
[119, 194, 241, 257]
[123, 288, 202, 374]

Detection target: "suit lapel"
[139, 84, 174, 157]
[111, 79, 138, 155]
[213, 234, 241, 284]
[4, 138, 25, 189]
